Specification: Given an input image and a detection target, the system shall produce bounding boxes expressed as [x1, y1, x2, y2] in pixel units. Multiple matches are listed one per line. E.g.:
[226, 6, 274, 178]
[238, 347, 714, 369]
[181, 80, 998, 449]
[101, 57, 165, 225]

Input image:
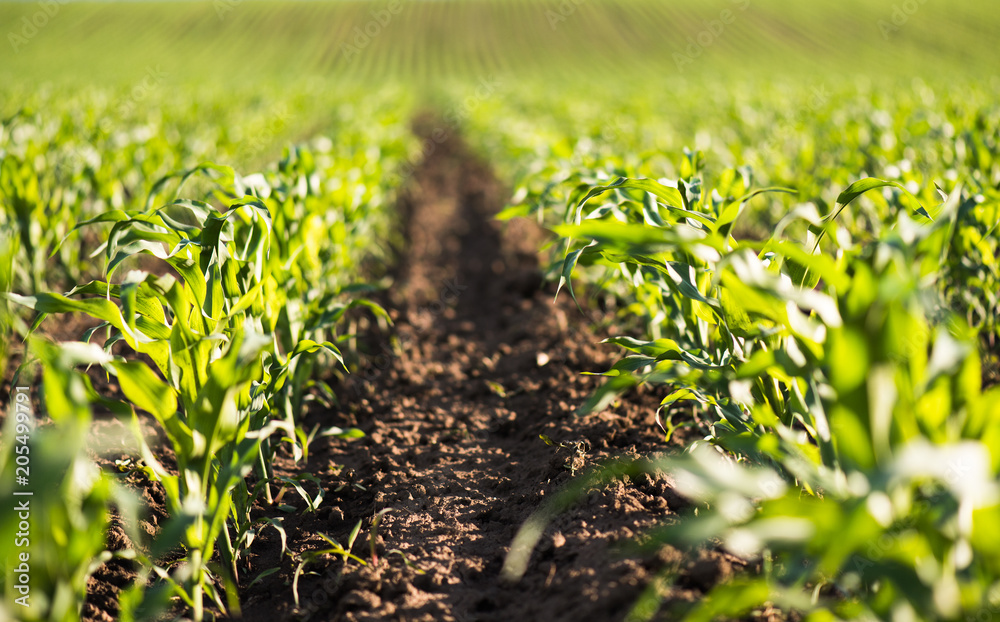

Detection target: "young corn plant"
[0, 340, 147, 622]
[505, 170, 1000, 620]
[0, 113, 87, 294]
[8, 189, 340, 619]
[250, 147, 390, 472]
[642, 217, 1000, 621]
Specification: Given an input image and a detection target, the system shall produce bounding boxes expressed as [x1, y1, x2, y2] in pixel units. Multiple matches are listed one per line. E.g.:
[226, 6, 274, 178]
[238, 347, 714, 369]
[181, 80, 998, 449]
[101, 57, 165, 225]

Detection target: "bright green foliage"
[504, 163, 1000, 619]
[3, 95, 413, 617]
[483, 77, 1000, 342]
[0, 341, 145, 622]
[481, 67, 999, 622]
[0, 85, 416, 298]
[0, 226, 13, 374]
[9, 195, 297, 619]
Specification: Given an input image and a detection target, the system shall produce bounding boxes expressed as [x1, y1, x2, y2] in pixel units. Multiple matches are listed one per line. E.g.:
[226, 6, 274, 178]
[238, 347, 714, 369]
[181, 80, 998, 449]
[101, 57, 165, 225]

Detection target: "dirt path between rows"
[235, 121, 737, 622]
[24, 111, 996, 622]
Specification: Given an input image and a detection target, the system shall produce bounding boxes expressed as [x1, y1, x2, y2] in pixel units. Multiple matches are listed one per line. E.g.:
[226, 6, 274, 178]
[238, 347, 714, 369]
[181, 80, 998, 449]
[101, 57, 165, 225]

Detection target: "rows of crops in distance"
[2, 0, 999, 85]
[465, 75, 1000, 257]
[459, 74, 1000, 619]
[0, 83, 418, 295]
[0, 85, 418, 620]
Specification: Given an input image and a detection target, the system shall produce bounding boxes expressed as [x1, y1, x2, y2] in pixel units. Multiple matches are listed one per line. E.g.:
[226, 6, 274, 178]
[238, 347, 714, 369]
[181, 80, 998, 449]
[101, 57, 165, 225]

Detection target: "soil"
[226, 121, 735, 622]
[39, 119, 741, 622]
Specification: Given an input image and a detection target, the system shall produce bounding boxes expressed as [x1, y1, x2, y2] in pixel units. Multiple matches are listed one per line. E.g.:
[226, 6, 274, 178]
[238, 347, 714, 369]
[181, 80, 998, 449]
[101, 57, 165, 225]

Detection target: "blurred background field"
[3, 0, 999, 88]
[3, 0, 998, 180]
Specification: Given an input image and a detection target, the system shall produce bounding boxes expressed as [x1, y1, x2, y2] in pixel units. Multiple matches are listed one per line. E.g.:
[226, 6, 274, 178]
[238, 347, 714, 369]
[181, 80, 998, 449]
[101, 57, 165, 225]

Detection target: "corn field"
[1, 1, 999, 621]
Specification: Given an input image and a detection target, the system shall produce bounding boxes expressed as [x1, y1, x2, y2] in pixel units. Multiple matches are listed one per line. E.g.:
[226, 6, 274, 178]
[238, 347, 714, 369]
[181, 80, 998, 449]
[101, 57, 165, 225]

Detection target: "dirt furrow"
[238, 121, 731, 622]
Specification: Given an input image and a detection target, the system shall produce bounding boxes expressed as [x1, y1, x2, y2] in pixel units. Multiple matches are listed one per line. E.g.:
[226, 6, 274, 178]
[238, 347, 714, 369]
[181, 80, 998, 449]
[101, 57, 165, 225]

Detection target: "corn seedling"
[7, 182, 349, 618]
[0, 340, 157, 622]
[291, 524, 366, 610]
[504, 166, 1000, 620]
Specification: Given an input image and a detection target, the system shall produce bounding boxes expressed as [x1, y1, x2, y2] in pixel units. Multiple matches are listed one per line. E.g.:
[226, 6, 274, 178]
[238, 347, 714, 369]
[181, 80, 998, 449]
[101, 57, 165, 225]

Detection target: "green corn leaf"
[111, 359, 194, 461]
[836, 178, 930, 221]
[289, 339, 344, 368]
[555, 240, 595, 309]
[578, 374, 639, 415]
[110, 360, 178, 422]
[575, 177, 685, 219]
